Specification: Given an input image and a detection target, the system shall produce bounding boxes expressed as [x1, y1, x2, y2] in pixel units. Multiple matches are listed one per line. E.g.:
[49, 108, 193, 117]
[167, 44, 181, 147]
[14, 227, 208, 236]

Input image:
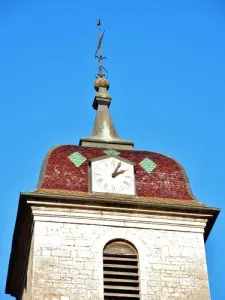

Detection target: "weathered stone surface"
[22, 206, 210, 300]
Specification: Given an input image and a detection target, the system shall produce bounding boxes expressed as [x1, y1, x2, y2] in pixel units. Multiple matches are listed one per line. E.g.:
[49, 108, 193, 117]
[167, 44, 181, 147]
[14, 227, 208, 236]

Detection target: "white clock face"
[91, 157, 135, 195]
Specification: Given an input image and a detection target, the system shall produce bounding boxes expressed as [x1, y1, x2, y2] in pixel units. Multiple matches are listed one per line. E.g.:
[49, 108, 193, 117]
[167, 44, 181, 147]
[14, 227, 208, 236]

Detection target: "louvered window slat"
[104, 278, 139, 283]
[103, 241, 140, 300]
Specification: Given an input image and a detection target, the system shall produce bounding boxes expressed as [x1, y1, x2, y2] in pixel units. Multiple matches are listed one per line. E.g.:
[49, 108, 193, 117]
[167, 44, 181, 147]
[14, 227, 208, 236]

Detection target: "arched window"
[103, 239, 140, 299]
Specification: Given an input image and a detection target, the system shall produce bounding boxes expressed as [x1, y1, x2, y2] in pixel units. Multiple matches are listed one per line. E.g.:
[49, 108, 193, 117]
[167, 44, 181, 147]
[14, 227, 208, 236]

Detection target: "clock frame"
[88, 155, 137, 197]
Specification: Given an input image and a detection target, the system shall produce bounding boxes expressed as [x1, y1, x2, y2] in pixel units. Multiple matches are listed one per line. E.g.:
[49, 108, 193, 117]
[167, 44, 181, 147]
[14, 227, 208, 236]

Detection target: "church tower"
[6, 21, 219, 300]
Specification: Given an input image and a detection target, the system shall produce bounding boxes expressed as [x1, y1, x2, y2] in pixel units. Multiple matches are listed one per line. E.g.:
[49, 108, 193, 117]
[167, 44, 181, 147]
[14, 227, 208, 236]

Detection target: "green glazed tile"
[69, 152, 86, 167]
[103, 149, 121, 156]
[139, 158, 157, 173]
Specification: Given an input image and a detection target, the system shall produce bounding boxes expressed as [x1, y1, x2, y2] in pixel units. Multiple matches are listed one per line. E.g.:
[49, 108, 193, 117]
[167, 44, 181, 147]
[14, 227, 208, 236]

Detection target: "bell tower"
[6, 21, 219, 300]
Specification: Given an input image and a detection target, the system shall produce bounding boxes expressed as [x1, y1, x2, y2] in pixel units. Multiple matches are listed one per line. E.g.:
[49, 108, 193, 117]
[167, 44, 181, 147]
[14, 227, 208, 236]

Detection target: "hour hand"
[112, 169, 126, 178]
[115, 169, 126, 176]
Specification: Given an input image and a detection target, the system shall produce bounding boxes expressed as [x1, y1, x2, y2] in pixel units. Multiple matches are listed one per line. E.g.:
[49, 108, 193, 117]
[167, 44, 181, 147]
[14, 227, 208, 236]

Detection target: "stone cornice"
[31, 204, 208, 234]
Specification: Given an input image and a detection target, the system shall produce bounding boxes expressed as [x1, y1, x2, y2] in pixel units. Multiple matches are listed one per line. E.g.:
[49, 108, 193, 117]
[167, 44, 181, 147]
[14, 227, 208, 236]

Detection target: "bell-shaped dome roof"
[36, 145, 200, 206]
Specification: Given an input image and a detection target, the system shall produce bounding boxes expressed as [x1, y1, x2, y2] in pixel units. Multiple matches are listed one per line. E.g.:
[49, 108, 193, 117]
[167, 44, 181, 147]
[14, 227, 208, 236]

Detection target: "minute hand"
[112, 162, 121, 177]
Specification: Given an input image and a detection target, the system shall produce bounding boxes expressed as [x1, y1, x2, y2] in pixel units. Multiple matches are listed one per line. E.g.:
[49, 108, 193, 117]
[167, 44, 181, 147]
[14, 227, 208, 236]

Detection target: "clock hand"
[112, 162, 121, 177]
[112, 169, 126, 178]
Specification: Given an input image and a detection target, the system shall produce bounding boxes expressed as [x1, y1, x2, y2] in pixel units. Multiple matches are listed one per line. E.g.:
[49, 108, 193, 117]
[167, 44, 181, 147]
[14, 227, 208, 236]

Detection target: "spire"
[79, 20, 134, 150]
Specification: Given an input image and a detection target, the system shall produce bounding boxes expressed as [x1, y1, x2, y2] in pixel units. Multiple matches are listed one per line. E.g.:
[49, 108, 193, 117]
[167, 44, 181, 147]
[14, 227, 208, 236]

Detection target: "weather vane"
[95, 19, 108, 79]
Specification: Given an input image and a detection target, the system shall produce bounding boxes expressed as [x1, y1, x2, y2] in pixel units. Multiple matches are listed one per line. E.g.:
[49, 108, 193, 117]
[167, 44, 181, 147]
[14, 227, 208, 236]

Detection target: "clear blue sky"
[0, 0, 224, 299]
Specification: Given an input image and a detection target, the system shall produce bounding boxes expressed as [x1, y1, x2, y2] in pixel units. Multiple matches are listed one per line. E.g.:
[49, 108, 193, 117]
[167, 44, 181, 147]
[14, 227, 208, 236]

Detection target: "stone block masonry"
[23, 206, 211, 300]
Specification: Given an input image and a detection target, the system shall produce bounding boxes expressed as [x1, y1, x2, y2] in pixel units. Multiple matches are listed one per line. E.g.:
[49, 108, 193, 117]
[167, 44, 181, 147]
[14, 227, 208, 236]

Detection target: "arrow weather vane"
[95, 19, 108, 78]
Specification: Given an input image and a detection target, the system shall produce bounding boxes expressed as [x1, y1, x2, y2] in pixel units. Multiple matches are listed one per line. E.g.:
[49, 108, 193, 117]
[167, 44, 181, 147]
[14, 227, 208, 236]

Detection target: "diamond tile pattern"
[68, 152, 86, 167]
[40, 145, 195, 200]
[104, 149, 121, 156]
[139, 158, 157, 173]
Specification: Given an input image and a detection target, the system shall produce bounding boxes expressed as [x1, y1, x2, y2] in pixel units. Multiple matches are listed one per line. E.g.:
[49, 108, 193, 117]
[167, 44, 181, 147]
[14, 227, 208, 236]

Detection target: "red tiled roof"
[38, 145, 195, 201]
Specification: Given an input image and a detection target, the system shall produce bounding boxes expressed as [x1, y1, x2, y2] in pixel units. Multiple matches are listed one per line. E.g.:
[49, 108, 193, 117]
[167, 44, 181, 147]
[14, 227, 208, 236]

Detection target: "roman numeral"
[112, 185, 116, 193]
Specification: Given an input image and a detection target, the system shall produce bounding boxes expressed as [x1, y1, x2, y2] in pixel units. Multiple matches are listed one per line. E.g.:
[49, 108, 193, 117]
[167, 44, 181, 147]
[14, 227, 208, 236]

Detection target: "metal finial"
[97, 19, 101, 26]
[95, 19, 108, 78]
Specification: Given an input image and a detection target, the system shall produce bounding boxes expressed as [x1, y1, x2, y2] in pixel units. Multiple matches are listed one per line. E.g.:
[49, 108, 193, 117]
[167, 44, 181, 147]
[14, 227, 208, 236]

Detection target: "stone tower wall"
[21, 233, 34, 300]
[25, 205, 210, 300]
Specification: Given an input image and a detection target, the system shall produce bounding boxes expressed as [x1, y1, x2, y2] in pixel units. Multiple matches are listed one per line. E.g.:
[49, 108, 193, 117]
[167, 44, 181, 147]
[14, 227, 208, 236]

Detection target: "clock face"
[91, 156, 135, 195]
